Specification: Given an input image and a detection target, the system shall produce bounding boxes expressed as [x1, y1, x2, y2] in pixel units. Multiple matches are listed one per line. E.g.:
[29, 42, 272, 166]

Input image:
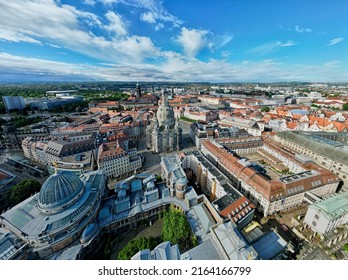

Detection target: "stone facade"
[146, 94, 182, 153]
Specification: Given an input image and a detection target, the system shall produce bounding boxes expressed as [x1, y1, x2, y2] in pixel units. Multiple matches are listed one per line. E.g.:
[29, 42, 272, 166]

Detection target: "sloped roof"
[310, 192, 348, 221]
[278, 131, 348, 165]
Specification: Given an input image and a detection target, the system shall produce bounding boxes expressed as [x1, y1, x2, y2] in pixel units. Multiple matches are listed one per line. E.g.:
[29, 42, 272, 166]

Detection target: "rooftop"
[278, 131, 348, 165]
[251, 230, 287, 260]
[1, 170, 104, 238]
[211, 221, 258, 260]
[181, 238, 222, 260]
[310, 192, 348, 221]
[192, 151, 227, 182]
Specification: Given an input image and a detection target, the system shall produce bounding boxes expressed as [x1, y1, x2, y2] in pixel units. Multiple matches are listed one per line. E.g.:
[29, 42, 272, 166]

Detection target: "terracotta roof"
[219, 196, 255, 220]
[202, 139, 339, 202]
[98, 140, 127, 162]
[0, 171, 11, 181]
[286, 122, 298, 129]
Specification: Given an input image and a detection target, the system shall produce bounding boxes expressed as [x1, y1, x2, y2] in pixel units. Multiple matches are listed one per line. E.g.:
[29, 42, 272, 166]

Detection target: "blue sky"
[0, 0, 347, 82]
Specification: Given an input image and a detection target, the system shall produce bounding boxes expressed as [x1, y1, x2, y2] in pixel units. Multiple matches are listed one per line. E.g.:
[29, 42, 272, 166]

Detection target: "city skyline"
[0, 0, 348, 82]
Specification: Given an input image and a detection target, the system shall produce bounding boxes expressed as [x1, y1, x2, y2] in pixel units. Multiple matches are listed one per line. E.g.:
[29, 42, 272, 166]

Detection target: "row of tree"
[0, 179, 41, 212]
[12, 116, 43, 128]
[180, 116, 196, 123]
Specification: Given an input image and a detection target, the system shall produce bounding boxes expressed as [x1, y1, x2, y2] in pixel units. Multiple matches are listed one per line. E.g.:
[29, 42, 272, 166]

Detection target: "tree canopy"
[342, 103, 348, 111]
[115, 207, 198, 259]
[344, 243, 348, 253]
[261, 106, 270, 112]
[8, 179, 41, 205]
[117, 236, 158, 260]
[162, 207, 197, 252]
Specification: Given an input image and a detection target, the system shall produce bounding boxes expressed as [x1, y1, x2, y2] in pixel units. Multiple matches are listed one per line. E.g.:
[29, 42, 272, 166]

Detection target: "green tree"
[261, 106, 270, 112]
[156, 175, 162, 182]
[343, 103, 348, 111]
[344, 243, 348, 253]
[11, 116, 42, 128]
[117, 236, 158, 260]
[180, 116, 195, 123]
[162, 207, 195, 252]
[8, 179, 41, 205]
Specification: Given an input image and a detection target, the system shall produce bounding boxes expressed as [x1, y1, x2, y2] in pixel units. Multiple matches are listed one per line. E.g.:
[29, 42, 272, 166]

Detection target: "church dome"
[157, 94, 175, 128]
[38, 171, 84, 214]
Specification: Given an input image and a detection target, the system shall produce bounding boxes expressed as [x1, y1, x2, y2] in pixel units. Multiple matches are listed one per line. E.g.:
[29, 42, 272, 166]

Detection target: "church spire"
[161, 93, 169, 106]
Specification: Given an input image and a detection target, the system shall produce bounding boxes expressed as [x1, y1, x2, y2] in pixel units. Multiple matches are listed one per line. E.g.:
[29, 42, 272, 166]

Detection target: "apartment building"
[200, 140, 340, 216]
[274, 131, 348, 190]
[97, 140, 141, 180]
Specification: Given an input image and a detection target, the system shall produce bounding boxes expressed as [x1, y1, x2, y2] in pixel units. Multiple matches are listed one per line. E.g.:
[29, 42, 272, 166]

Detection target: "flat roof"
[251, 231, 287, 260]
[221, 184, 242, 200]
[192, 204, 216, 233]
[213, 194, 235, 211]
[192, 151, 227, 182]
[212, 221, 258, 260]
[181, 238, 222, 260]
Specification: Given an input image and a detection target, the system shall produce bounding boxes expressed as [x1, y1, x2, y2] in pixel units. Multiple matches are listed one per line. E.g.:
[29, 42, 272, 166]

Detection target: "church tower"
[146, 94, 182, 153]
[136, 83, 141, 98]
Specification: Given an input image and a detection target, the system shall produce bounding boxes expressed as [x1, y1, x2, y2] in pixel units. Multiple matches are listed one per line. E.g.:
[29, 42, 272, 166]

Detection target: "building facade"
[274, 131, 348, 191]
[97, 140, 142, 180]
[304, 192, 348, 235]
[2, 96, 25, 111]
[160, 155, 188, 199]
[146, 94, 183, 153]
[200, 140, 340, 216]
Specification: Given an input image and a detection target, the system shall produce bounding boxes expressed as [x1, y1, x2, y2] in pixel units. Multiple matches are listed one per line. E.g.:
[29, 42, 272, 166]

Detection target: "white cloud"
[0, 0, 158, 62]
[105, 11, 127, 36]
[328, 37, 344, 46]
[221, 50, 233, 59]
[83, 0, 96, 5]
[176, 27, 209, 57]
[249, 40, 297, 55]
[0, 30, 42, 44]
[0, 52, 89, 77]
[154, 23, 164, 31]
[99, 0, 183, 27]
[140, 12, 156, 24]
[216, 34, 233, 48]
[276, 40, 297, 47]
[1, 52, 347, 83]
[295, 25, 312, 33]
[46, 43, 61, 48]
[116, 36, 159, 59]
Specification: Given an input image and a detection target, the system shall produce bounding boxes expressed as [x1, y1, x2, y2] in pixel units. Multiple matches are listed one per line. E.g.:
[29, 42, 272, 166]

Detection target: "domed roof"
[157, 94, 175, 129]
[38, 171, 84, 214]
[80, 223, 97, 244]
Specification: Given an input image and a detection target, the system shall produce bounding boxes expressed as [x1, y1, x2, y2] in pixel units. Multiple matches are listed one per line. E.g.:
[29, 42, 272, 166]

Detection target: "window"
[312, 221, 317, 227]
[314, 214, 319, 220]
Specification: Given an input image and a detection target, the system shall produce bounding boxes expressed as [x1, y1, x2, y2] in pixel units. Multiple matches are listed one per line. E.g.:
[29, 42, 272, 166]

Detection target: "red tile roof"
[219, 196, 255, 220]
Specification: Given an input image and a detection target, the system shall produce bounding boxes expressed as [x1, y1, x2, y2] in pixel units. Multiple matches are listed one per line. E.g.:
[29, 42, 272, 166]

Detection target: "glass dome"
[38, 171, 84, 214]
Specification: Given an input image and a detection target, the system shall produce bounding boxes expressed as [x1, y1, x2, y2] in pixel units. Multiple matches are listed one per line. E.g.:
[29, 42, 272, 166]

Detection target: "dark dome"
[38, 171, 83, 214]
